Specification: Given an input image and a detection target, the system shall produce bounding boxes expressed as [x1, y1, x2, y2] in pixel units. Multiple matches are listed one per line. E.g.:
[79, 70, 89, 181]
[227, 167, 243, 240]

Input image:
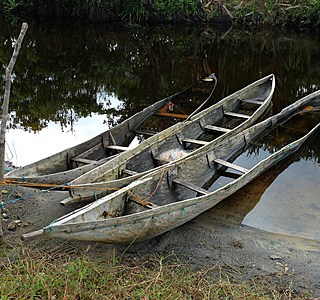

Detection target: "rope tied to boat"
[2, 179, 121, 193]
[49, 220, 56, 233]
[185, 73, 217, 121]
[128, 193, 152, 207]
[183, 207, 187, 216]
[2, 168, 168, 208]
[3, 179, 71, 189]
[128, 169, 166, 207]
[0, 181, 71, 209]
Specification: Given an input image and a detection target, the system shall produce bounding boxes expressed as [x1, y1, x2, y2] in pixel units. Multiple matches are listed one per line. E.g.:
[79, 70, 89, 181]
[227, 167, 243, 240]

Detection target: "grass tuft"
[0, 249, 311, 299]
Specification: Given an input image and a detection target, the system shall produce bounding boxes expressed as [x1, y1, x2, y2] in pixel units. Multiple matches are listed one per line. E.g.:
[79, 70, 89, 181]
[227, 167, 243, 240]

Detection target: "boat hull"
[6, 78, 216, 184]
[21, 89, 320, 244]
[66, 74, 275, 202]
[28, 123, 319, 243]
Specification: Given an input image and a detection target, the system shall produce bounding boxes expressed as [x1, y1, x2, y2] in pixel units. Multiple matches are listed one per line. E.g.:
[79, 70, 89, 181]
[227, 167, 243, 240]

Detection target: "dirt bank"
[1, 185, 320, 297]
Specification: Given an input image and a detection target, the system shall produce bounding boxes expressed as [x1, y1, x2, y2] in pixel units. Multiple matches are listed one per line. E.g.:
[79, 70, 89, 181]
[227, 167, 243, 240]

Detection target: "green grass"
[222, 0, 320, 27]
[0, 249, 311, 299]
[1, 0, 320, 27]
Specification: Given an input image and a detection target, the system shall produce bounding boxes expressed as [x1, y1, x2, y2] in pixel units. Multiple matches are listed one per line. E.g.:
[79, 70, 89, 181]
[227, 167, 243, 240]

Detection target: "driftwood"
[0, 23, 28, 241]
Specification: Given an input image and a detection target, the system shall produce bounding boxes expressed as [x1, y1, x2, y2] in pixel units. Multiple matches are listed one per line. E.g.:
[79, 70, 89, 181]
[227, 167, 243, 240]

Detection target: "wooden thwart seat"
[106, 145, 130, 152]
[181, 138, 210, 146]
[224, 111, 251, 119]
[172, 178, 210, 195]
[134, 130, 157, 137]
[122, 169, 139, 176]
[218, 170, 242, 179]
[106, 131, 130, 152]
[204, 125, 231, 133]
[70, 157, 98, 164]
[214, 158, 249, 174]
[240, 98, 264, 105]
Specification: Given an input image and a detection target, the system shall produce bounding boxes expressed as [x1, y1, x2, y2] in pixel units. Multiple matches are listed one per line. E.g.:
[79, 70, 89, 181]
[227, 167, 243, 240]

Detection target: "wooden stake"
[0, 23, 28, 242]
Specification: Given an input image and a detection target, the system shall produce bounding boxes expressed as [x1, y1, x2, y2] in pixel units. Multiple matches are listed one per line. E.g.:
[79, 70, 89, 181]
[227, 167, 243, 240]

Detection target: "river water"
[1, 20, 319, 241]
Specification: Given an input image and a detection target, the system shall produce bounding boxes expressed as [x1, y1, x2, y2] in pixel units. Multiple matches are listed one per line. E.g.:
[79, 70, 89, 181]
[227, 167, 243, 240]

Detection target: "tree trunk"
[0, 23, 28, 242]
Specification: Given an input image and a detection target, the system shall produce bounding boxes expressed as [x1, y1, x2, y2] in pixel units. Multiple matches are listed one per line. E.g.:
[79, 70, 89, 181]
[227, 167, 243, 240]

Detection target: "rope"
[2, 179, 120, 192]
[128, 169, 166, 206]
[3, 179, 71, 189]
[0, 182, 69, 209]
[1, 169, 168, 209]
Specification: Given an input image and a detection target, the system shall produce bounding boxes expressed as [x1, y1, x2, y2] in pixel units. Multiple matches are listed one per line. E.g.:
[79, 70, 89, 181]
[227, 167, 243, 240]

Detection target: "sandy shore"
[1, 184, 320, 297]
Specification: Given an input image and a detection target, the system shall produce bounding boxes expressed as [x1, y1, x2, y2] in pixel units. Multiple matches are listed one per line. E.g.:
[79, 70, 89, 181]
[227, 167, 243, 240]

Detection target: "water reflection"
[242, 158, 320, 241]
[1, 20, 320, 240]
[200, 114, 320, 241]
[196, 137, 320, 242]
[2, 21, 320, 133]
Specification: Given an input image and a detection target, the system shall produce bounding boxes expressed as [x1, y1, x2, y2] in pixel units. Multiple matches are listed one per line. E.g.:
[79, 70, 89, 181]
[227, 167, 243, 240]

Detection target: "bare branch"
[0, 22, 28, 241]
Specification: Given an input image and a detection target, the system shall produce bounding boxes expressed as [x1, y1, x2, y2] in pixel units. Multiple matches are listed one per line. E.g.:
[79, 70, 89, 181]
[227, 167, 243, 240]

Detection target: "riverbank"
[1, 185, 319, 298]
[2, 0, 320, 30]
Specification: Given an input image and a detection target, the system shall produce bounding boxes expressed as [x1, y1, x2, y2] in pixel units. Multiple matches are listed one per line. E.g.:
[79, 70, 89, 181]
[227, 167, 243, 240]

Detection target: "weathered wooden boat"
[22, 80, 320, 244]
[61, 74, 275, 204]
[5, 75, 217, 185]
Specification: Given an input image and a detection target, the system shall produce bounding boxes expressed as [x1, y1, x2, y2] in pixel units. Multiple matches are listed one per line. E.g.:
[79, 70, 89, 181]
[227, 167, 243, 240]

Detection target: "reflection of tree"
[202, 139, 314, 226]
[246, 114, 320, 163]
[1, 21, 320, 159]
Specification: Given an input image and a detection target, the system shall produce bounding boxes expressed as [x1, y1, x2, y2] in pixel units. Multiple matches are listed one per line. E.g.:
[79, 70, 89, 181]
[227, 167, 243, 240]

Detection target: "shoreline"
[1, 185, 319, 297]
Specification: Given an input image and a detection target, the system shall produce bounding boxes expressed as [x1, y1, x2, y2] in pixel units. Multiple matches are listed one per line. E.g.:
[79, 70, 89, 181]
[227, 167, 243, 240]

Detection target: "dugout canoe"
[5, 74, 217, 185]
[22, 89, 320, 243]
[62, 74, 275, 204]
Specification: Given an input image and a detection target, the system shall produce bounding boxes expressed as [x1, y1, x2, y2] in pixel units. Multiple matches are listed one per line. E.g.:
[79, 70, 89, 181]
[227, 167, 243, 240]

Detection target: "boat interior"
[119, 108, 320, 217]
[115, 96, 269, 180]
[69, 79, 272, 177]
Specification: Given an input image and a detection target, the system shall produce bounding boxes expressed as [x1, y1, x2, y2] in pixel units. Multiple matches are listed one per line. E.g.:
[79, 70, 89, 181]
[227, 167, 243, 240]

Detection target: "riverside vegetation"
[1, 0, 320, 28]
[0, 244, 312, 299]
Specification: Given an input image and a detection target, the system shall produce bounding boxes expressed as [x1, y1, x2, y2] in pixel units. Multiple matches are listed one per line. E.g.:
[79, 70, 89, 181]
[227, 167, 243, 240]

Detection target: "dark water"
[1, 20, 319, 241]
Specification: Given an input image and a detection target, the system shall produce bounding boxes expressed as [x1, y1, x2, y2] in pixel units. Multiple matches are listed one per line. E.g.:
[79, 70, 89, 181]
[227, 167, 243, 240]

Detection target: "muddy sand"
[1, 182, 320, 297]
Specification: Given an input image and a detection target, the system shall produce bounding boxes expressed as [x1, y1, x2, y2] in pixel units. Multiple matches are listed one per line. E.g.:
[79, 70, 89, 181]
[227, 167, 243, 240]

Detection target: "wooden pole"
[0, 23, 28, 242]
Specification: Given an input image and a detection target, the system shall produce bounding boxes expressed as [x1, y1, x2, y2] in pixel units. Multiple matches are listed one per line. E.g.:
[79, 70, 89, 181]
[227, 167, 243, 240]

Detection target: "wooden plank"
[241, 98, 264, 105]
[173, 178, 210, 195]
[154, 103, 189, 119]
[134, 130, 157, 136]
[122, 169, 139, 176]
[106, 145, 130, 152]
[181, 138, 209, 146]
[224, 111, 251, 119]
[214, 158, 249, 174]
[21, 229, 44, 241]
[218, 170, 242, 179]
[154, 111, 188, 119]
[175, 132, 185, 146]
[128, 197, 158, 209]
[70, 157, 98, 164]
[109, 131, 117, 145]
[204, 125, 231, 133]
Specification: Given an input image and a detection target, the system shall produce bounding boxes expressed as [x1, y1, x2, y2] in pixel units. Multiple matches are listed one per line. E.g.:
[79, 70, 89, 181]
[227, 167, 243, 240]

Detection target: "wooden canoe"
[5, 75, 217, 185]
[62, 74, 275, 204]
[21, 89, 320, 243]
